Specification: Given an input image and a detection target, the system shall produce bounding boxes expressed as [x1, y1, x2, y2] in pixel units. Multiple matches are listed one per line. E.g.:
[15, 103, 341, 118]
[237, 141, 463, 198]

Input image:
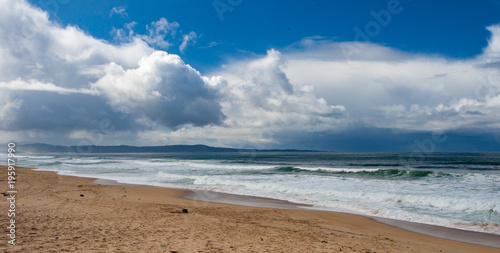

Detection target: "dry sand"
[1, 166, 499, 253]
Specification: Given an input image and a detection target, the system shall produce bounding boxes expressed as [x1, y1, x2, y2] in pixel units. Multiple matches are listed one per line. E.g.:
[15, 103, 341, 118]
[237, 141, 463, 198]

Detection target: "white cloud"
[111, 18, 197, 53]
[0, 0, 223, 145]
[111, 21, 137, 43]
[92, 51, 225, 128]
[199, 41, 221, 49]
[483, 25, 500, 60]
[164, 27, 500, 149]
[1, 0, 500, 149]
[179, 31, 197, 53]
[155, 49, 348, 148]
[141, 18, 179, 49]
[0, 79, 97, 95]
[110, 6, 128, 18]
[280, 32, 500, 133]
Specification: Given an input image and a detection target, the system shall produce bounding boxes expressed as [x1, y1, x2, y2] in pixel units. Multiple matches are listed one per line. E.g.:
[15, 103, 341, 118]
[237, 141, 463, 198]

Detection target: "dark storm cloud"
[1, 91, 133, 132]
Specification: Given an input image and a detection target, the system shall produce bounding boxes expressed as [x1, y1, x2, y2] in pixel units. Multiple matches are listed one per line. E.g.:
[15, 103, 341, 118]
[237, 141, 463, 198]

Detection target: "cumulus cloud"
[216, 49, 346, 129]
[483, 25, 500, 59]
[92, 51, 225, 128]
[149, 49, 348, 148]
[0, 0, 224, 145]
[0, 1, 153, 84]
[281, 33, 500, 135]
[164, 29, 500, 150]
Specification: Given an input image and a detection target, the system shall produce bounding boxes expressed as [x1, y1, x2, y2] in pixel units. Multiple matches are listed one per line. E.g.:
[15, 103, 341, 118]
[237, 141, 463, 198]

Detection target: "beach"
[0, 166, 498, 252]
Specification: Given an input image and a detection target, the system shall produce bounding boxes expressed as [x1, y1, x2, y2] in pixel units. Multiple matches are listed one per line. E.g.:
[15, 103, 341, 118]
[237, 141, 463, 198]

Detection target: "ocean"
[16, 152, 500, 235]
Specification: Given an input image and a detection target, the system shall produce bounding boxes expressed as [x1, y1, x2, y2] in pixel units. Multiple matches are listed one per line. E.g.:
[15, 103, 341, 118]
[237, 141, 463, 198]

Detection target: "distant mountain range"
[18, 143, 320, 153]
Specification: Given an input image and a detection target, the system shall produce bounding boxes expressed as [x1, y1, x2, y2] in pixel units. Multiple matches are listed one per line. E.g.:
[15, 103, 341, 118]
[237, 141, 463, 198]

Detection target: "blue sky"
[31, 0, 500, 70]
[2, 0, 500, 151]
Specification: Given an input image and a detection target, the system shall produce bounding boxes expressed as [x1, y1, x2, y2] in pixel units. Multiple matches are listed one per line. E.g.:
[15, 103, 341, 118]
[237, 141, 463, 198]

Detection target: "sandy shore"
[1, 166, 499, 252]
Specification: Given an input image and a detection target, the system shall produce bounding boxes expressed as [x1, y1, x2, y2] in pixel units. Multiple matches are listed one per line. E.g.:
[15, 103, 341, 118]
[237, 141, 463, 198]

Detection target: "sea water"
[16, 152, 500, 234]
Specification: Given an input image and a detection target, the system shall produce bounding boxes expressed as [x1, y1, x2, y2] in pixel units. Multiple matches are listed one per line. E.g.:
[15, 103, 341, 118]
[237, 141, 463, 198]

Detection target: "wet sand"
[1, 166, 499, 252]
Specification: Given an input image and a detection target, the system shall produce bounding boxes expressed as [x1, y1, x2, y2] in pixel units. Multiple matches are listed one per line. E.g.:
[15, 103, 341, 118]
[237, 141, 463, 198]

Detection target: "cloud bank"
[282, 35, 500, 133]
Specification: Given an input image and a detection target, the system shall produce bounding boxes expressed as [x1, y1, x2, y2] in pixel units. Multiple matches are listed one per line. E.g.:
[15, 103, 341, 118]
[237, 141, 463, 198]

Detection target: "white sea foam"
[299, 167, 381, 173]
[19, 153, 500, 234]
[130, 159, 272, 171]
[27, 155, 56, 159]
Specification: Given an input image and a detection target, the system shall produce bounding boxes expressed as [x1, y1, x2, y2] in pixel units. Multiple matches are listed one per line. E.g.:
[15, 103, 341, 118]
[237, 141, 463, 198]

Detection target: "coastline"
[95, 177, 500, 248]
[186, 190, 500, 248]
[1, 166, 499, 252]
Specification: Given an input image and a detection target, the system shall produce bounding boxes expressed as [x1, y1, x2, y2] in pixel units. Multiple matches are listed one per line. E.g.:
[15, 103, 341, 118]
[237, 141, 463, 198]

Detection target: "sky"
[1, 0, 500, 152]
